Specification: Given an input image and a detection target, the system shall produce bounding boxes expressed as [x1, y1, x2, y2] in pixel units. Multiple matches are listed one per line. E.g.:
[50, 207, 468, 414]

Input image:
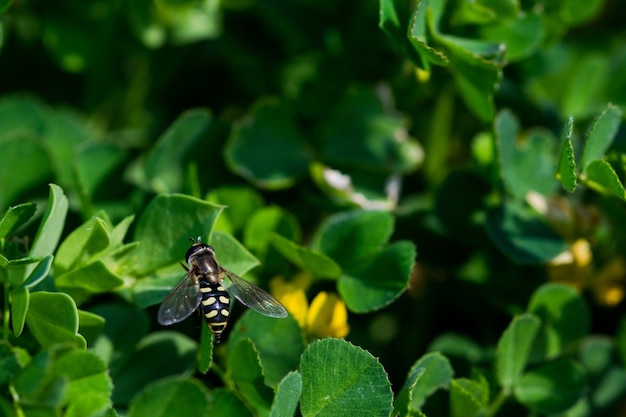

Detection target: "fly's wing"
[222, 269, 288, 318]
[157, 272, 202, 325]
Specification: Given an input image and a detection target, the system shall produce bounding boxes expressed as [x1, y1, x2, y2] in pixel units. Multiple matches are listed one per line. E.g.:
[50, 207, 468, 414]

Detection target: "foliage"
[1, 0, 626, 416]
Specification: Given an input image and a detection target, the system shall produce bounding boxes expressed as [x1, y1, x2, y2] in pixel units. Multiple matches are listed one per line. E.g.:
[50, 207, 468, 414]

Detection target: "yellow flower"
[270, 274, 350, 339]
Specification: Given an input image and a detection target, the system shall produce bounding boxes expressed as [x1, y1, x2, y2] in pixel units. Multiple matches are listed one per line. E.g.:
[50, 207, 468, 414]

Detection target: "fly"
[157, 237, 288, 342]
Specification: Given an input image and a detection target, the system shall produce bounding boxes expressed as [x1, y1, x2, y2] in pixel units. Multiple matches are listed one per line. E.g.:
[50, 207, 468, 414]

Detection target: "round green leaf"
[228, 311, 304, 387]
[527, 283, 590, 360]
[225, 99, 310, 189]
[300, 338, 393, 417]
[496, 313, 541, 389]
[514, 359, 586, 414]
[128, 377, 210, 417]
[25, 291, 85, 349]
[396, 352, 454, 413]
[338, 240, 415, 313]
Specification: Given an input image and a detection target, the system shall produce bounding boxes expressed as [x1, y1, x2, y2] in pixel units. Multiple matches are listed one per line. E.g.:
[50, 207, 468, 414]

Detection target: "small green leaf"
[13, 349, 67, 408]
[227, 339, 274, 415]
[10, 286, 29, 336]
[556, 115, 577, 192]
[197, 324, 214, 374]
[22, 255, 53, 289]
[112, 332, 197, 405]
[206, 185, 264, 233]
[206, 389, 253, 417]
[562, 55, 610, 118]
[485, 202, 568, 264]
[55, 260, 124, 297]
[209, 230, 260, 276]
[394, 366, 426, 416]
[300, 338, 393, 417]
[77, 310, 105, 347]
[338, 240, 415, 313]
[0, 203, 37, 239]
[25, 292, 85, 349]
[450, 377, 489, 417]
[527, 283, 590, 360]
[269, 371, 302, 417]
[225, 99, 311, 189]
[312, 210, 394, 271]
[580, 103, 623, 171]
[495, 313, 541, 389]
[55, 216, 111, 274]
[125, 194, 223, 275]
[584, 159, 626, 200]
[397, 352, 454, 412]
[514, 359, 586, 415]
[480, 12, 543, 61]
[128, 377, 210, 417]
[270, 234, 342, 279]
[229, 311, 305, 387]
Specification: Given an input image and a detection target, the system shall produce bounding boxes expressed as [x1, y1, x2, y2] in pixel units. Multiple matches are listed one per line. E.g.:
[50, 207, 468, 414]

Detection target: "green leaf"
[128, 377, 210, 417]
[495, 109, 559, 198]
[51, 350, 112, 417]
[338, 240, 415, 313]
[140, 109, 213, 193]
[562, 54, 610, 118]
[206, 185, 264, 234]
[579, 336, 626, 408]
[480, 12, 543, 61]
[514, 359, 586, 414]
[269, 371, 302, 417]
[300, 338, 393, 417]
[55, 216, 111, 274]
[77, 310, 105, 347]
[580, 103, 623, 171]
[206, 389, 253, 417]
[556, 115, 577, 192]
[527, 283, 590, 360]
[270, 234, 342, 279]
[25, 292, 85, 349]
[21, 255, 53, 289]
[26, 184, 68, 278]
[209, 230, 260, 276]
[225, 99, 310, 189]
[226, 339, 274, 415]
[112, 331, 197, 405]
[0, 203, 37, 239]
[584, 159, 626, 200]
[450, 377, 489, 417]
[0, 342, 21, 386]
[485, 202, 568, 264]
[197, 323, 214, 374]
[125, 194, 223, 275]
[89, 304, 150, 374]
[10, 286, 29, 337]
[495, 313, 541, 389]
[74, 143, 126, 199]
[13, 349, 67, 408]
[55, 260, 124, 300]
[228, 311, 305, 387]
[312, 210, 394, 271]
[396, 352, 454, 413]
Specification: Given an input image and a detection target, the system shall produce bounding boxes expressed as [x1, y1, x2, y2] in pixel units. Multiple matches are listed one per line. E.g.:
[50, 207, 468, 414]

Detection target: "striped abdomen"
[199, 279, 231, 343]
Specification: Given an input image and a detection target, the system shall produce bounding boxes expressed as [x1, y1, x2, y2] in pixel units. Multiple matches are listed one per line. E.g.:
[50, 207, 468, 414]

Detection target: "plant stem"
[485, 388, 508, 417]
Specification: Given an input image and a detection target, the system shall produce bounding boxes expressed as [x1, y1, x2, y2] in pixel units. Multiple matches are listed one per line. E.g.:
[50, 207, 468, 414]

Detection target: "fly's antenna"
[188, 236, 202, 244]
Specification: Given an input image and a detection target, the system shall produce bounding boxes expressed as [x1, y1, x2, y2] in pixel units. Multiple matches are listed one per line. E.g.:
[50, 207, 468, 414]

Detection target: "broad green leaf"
[269, 371, 302, 417]
[52, 350, 112, 417]
[270, 234, 342, 279]
[224, 99, 310, 189]
[584, 159, 626, 200]
[485, 202, 568, 264]
[25, 292, 85, 349]
[496, 313, 541, 389]
[206, 389, 253, 417]
[514, 359, 586, 414]
[0, 137, 51, 209]
[312, 210, 394, 271]
[556, 115, 577, 192]
[77, 310, 105, 347]
[0, 342, 21, 386]
[338, 240, 415, 313]
[450, 377, 489, 417]
[206, 185, 264, 233]
[495, 110, 559, 198]
[580, 103, 623, 171]
[89, 304, 150, 375]
[226, 339, 274, 416]
[398, 352, 454, 412]
[229, 311, 305, 387]
[140, 109, 213, 193]
[300, 338, 393, 417]
[10, 286, 29, 337]
[480, 13, 542, 61]
[112, 331, 197, 405]
[197, 323, 214, 374]
[527, 283, 590, 360]
[0, 203, 37, 239]
[55, 260, 124, 300]
[27, 184, 68, 278]
[13, 349, 67, 408]
[55, 216, 111, 273]
[128, 377, 210, 417]
[125, 194, 223, 275]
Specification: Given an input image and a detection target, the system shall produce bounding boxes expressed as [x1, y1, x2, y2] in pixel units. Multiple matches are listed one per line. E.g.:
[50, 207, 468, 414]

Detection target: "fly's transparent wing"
[222, 269, 288, 318]
[158, 272, 202, 325]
